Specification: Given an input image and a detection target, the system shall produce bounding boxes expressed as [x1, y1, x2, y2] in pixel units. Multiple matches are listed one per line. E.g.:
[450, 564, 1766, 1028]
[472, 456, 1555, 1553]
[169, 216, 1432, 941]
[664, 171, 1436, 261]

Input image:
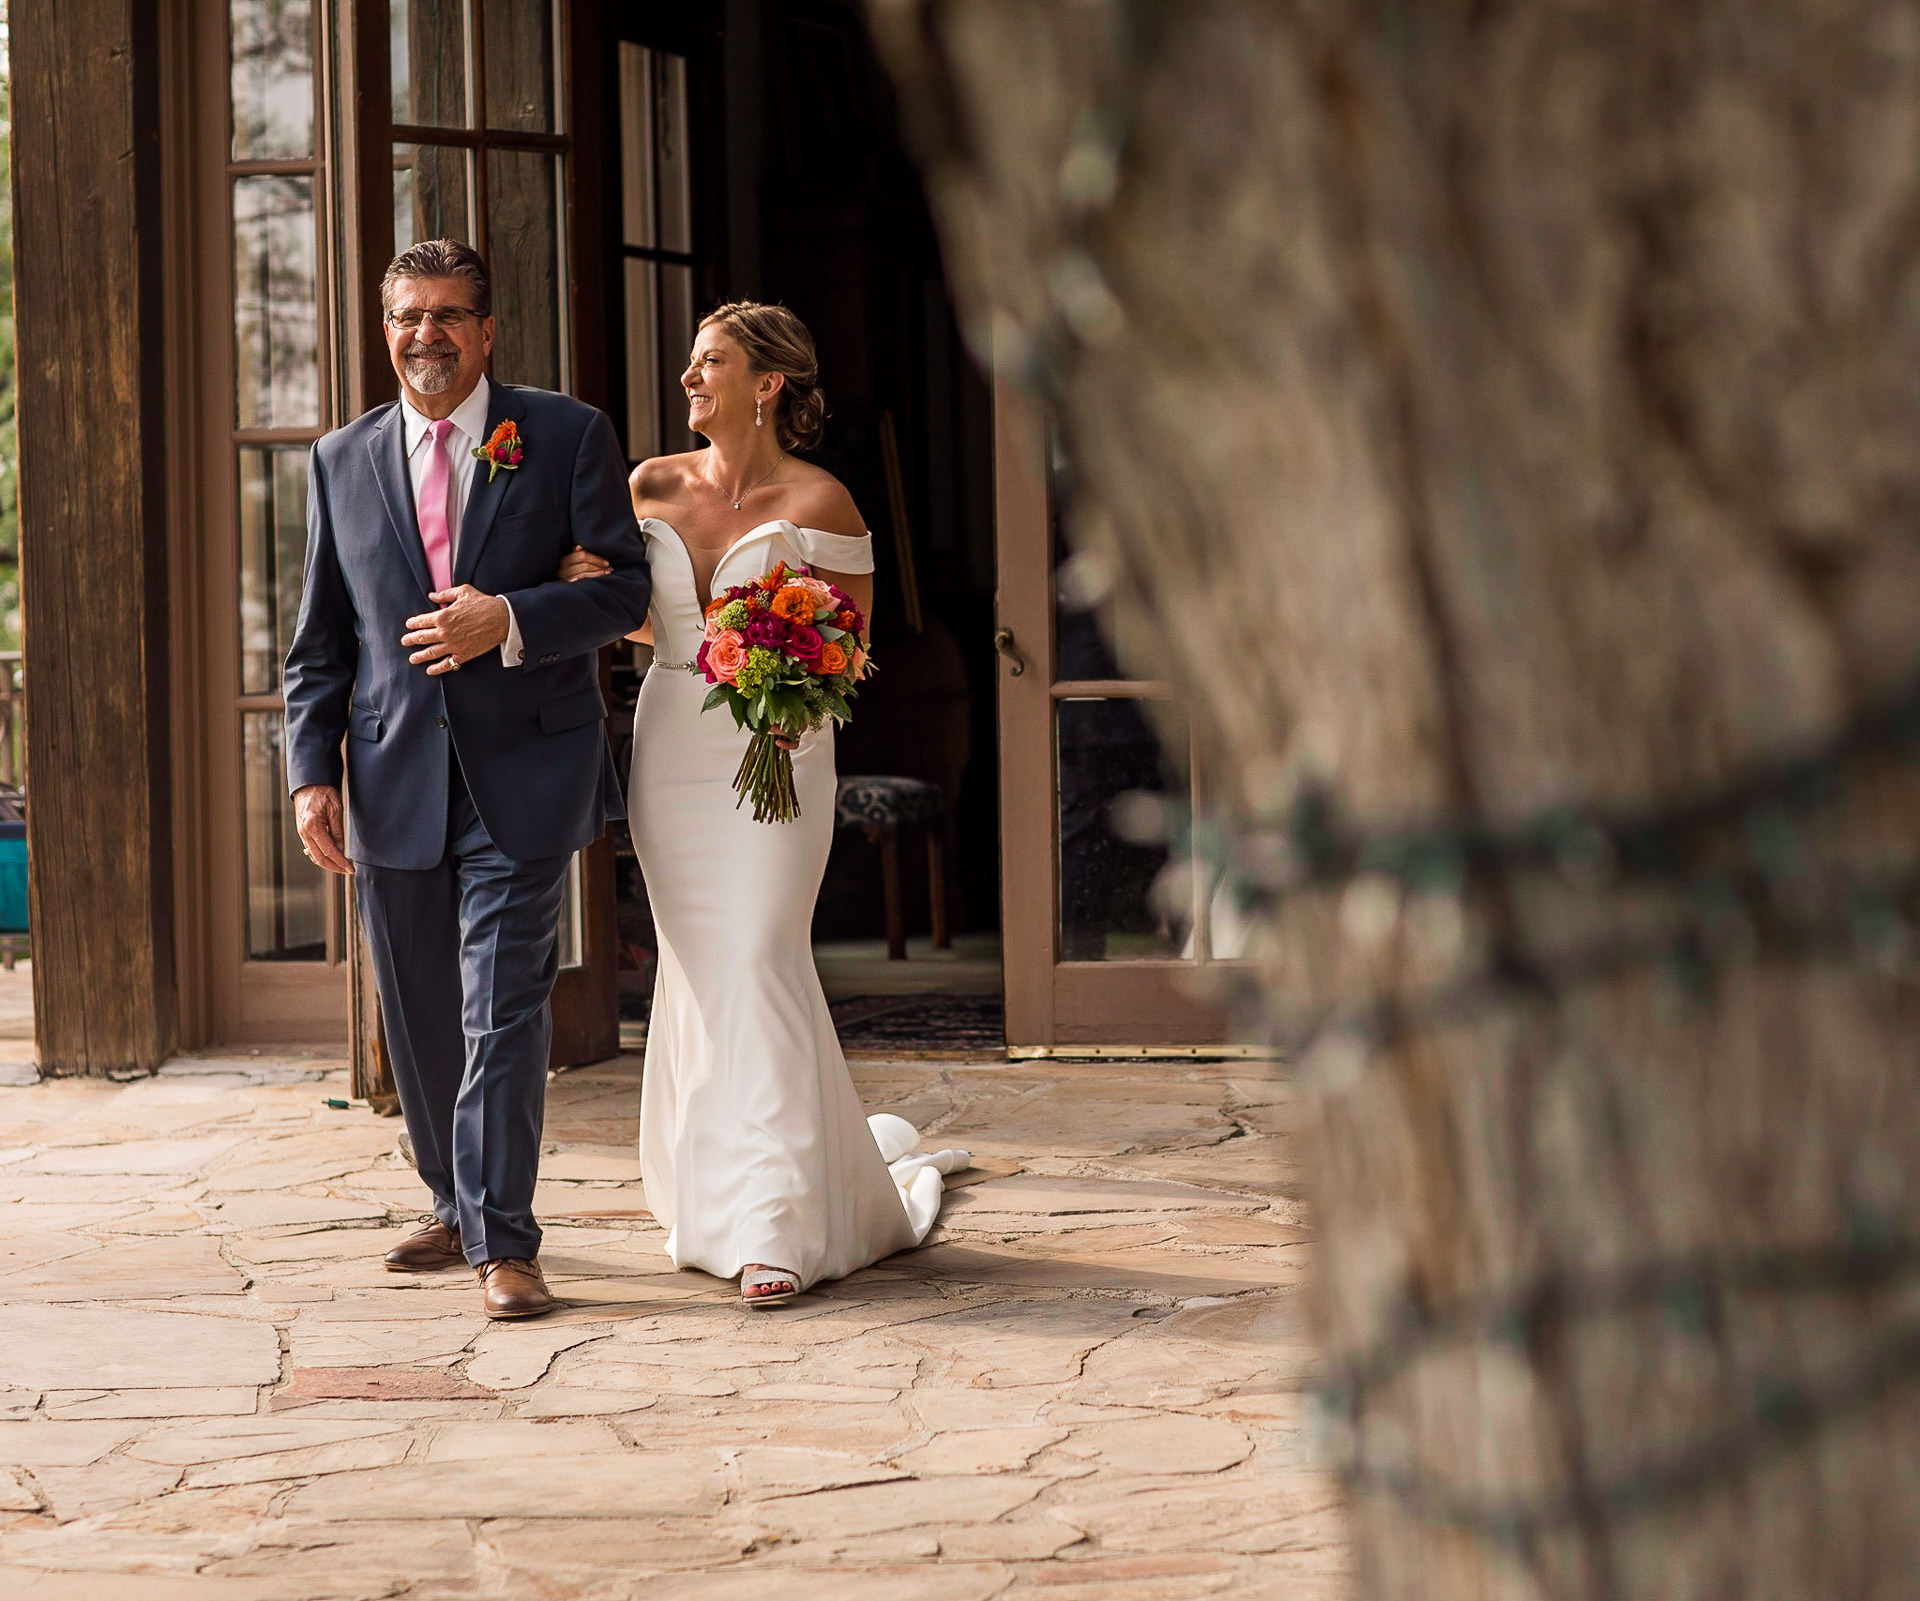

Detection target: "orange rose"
[771, 585, 816, 623]
[819, 640, 848, 675]
[834, 609, 859, 632]
[706, 630, 747, 682]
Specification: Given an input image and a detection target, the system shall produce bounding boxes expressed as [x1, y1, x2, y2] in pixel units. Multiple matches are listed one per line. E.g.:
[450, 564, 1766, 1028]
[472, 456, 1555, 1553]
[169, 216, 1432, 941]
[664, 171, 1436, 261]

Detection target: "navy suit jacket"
[283, 383, 652, 868]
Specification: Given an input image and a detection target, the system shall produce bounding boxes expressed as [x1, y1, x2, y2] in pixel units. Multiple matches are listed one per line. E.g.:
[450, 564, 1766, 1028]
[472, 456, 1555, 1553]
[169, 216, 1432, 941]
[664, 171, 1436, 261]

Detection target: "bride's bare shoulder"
[629, 452, 702, 518]
[779, 462, 865, 538]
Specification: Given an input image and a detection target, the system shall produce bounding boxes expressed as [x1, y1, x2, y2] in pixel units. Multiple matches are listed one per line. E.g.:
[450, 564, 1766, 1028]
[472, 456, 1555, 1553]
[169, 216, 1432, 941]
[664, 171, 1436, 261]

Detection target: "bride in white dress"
[563, 302, 967, 1306]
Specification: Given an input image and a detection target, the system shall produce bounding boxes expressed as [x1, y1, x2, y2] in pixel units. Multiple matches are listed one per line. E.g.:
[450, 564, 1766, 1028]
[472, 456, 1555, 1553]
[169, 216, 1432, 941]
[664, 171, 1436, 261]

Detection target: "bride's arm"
[810, 568, 873, 647]
[787, 474, 876, 645]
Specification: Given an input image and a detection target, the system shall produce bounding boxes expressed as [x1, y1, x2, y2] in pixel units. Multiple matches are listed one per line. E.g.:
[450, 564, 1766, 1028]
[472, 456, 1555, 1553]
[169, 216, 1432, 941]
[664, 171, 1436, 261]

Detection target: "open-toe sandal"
[741, 1268, 800, 1309]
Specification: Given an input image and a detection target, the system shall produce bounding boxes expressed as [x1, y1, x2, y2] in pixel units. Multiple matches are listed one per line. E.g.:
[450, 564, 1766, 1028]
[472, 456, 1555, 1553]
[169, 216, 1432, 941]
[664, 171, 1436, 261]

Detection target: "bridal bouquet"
[697, 561, 869, 823]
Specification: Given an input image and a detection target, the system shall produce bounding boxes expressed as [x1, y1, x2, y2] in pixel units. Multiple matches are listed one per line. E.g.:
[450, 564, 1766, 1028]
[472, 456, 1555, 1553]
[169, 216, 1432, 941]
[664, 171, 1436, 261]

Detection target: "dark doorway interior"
[602, 2, 1000, 999]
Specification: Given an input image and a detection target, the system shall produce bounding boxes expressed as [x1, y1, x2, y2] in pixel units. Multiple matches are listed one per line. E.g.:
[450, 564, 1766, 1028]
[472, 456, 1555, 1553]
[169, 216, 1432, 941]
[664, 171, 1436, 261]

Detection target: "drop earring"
[755, 397, 764, 427]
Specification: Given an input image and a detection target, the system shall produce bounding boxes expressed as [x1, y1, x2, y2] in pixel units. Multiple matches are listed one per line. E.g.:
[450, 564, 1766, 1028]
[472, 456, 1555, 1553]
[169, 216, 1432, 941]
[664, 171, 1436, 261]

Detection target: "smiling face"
[682, 324, 782, 440]
[383, 275, 494, 414]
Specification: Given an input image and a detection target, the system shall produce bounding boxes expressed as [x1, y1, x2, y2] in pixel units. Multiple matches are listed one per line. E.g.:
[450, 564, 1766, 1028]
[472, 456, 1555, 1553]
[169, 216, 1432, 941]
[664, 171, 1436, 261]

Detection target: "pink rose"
[706, 630, 747, 683]
[788, 624, 825, 665]
[795, 576, 836, 611]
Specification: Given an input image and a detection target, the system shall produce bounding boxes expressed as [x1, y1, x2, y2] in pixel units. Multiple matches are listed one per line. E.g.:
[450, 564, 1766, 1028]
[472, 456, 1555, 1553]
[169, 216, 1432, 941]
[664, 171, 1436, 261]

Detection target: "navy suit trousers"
[355, 761, 569, 1265]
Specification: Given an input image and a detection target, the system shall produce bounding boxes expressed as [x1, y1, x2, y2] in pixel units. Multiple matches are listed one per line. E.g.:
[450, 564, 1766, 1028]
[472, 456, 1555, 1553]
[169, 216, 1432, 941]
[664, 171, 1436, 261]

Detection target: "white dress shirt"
[398, 375, 526, 667]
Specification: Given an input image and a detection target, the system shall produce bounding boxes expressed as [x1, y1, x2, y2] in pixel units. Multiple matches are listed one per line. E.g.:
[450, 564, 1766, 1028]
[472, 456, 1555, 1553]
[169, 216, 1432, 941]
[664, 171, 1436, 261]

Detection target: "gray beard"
[404, 348, 458, 394]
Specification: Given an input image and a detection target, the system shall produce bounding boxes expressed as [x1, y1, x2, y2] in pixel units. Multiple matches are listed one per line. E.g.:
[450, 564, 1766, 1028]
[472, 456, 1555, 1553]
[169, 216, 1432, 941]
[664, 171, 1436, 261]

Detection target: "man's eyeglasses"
[386, 306, 482, 332]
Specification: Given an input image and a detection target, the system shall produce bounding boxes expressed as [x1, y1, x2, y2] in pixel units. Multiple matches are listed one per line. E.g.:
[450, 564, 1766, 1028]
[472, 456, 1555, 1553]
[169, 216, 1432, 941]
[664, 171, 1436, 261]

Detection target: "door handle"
[992, 627, 1027, 677]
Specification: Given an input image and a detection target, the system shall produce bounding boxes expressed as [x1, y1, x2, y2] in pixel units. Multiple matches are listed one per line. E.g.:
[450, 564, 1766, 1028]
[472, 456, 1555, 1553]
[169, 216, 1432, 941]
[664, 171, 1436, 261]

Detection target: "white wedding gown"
[628, 517, 969, 1290]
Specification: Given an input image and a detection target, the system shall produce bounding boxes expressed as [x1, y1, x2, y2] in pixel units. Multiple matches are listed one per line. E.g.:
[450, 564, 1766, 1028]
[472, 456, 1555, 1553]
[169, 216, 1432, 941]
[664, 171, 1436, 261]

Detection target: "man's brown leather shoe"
[384, 1218, 464, 1273]
[477, 1257, 555, 1320]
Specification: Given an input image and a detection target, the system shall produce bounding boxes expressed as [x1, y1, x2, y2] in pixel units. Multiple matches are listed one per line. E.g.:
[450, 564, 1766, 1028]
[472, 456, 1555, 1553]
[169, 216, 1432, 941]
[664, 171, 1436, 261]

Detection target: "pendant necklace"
[714, 454, 785, 511]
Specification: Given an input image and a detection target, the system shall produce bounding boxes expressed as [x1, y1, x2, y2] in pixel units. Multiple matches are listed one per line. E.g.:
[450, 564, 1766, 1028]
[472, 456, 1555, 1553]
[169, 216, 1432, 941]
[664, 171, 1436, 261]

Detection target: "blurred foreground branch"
[868, 2, 1920, 1595]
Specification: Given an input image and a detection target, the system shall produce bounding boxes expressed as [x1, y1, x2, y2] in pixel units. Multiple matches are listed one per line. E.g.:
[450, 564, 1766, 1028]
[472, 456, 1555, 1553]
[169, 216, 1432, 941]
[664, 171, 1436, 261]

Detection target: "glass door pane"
[233, 176, 320, 428]
[392, 0, 471, 127]
[487, 148, 563, 388]
[620, 44, 657, 248]
[624, 257, 660, 458]
[556, 854, 585, 970]
[619, 41, 696, 461]
[242, 714, 328, 960]
[231, 0, 314, 159]
[393, 142, 473, 251]
[237, 448, 310, 695]
[483, 0, 556, 132]
[1056, 697, 1184, 961]
[659, 262, 695, 453]
[654, 52, 692, 253]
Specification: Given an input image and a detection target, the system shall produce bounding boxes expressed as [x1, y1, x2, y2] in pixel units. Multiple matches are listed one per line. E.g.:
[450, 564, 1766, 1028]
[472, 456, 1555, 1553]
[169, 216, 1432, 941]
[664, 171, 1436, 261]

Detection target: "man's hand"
[293, 785, 353, 876]
[404, 586, 510, 675]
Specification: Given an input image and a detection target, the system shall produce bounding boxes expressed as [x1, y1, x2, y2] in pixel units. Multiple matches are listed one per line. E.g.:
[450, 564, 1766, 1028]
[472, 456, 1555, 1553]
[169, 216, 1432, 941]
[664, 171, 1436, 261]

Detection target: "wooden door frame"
[992, 371, 1228, 1049]
[993, 374, 1059, 1045]
[550, 0, 621, 1068]
[162, 0, 214, 1048]
[339, 0, 400, 1095]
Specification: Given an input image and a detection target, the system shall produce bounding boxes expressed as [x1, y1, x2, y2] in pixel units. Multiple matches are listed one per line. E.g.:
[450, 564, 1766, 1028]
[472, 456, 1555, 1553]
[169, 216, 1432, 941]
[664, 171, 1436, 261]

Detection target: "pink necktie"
[418, 418, 455, 594]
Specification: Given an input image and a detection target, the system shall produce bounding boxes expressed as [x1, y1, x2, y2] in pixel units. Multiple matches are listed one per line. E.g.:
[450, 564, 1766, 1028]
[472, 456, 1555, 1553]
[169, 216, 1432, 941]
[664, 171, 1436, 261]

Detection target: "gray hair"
[381, 239, 491, 317]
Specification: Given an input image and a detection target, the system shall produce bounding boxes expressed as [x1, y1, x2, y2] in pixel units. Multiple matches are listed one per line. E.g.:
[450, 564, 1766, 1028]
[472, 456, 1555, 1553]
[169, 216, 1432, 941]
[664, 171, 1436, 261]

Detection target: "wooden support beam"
[13, 1, 178, 1074]
[338, 0, 401, 1106]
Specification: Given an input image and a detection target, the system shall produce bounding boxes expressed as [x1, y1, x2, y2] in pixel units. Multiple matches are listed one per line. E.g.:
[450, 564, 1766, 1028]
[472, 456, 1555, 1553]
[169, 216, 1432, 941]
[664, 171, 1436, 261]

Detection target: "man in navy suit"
[284, 240, 650, 1320]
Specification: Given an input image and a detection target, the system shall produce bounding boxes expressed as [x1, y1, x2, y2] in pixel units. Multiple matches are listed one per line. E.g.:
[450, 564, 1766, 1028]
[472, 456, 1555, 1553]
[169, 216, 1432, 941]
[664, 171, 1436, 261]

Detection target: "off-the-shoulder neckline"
[639, 516, 866, 543]
[641, 517, 869, 607]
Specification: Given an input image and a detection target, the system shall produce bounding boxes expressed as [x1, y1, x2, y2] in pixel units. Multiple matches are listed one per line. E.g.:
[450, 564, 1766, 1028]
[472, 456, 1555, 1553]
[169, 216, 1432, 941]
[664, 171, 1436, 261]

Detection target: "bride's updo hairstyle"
[699, 301, 828, 452]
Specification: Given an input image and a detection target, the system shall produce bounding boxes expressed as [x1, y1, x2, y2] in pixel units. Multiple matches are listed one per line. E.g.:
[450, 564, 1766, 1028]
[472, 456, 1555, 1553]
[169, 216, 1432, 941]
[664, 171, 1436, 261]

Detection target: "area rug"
[829, 993, 1006, 1054]
[617, 981, 1005, 1057]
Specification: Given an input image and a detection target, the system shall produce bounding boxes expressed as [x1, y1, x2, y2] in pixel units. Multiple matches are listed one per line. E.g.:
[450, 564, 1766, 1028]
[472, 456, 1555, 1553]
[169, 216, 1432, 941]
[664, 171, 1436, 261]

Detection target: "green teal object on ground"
[0, 821, 26, 934]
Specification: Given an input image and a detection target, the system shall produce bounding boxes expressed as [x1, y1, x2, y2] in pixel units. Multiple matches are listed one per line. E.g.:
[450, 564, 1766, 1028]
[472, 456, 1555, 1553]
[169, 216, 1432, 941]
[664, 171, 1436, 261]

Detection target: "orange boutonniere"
[473, 419, 524, 482]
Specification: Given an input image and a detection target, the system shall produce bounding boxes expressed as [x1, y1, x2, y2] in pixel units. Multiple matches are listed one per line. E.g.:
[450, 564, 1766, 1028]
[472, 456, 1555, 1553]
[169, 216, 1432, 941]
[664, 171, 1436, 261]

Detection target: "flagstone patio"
[0, 1016, 1345, 1598]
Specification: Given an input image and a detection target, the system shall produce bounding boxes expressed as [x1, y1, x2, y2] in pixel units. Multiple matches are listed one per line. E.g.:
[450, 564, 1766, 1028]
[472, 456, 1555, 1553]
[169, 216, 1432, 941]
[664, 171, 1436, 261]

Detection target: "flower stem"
[732, 731, 803, 824]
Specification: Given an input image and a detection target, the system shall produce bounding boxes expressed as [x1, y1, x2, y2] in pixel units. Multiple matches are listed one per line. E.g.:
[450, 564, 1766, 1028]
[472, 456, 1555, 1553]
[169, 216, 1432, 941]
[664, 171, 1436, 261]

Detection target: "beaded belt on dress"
[650, 658, 700, 672]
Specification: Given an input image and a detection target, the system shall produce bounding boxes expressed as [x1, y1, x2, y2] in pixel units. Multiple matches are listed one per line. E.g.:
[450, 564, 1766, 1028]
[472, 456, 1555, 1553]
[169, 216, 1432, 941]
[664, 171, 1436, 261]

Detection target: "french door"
[182, 0, 618, 1062]
[993, 377, 1233, 1049]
